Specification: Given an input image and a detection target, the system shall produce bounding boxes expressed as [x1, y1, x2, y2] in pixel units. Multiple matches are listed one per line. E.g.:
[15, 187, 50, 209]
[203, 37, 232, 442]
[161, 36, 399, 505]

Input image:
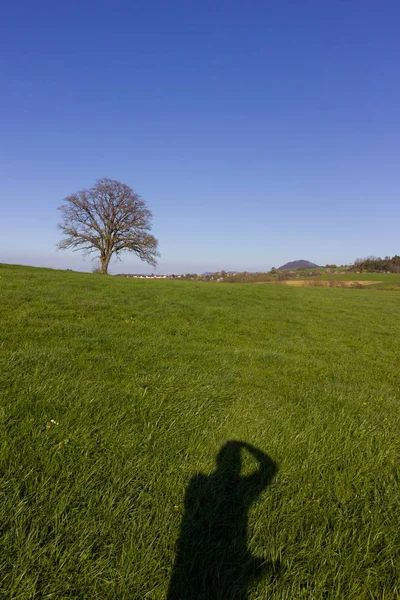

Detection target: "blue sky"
[1, 0, 399, 273]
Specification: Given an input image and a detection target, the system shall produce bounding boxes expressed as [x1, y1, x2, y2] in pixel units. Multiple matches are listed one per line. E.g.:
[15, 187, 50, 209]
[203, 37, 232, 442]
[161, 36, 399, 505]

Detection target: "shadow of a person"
[167, 441, 278, 600]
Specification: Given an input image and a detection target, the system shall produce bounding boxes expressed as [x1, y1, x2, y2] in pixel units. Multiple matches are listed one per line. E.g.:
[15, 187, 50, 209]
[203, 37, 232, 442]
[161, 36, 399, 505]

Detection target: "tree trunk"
[100, 254, 111, 275]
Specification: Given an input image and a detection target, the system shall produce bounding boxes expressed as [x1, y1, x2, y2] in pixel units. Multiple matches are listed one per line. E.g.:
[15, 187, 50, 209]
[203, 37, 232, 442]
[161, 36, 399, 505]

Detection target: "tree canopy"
[58, 178, 159, 274]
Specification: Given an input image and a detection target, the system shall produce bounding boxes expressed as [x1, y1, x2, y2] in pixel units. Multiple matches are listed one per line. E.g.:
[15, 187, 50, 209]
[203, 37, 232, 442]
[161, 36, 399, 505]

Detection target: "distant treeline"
[350, 255, 400, 273]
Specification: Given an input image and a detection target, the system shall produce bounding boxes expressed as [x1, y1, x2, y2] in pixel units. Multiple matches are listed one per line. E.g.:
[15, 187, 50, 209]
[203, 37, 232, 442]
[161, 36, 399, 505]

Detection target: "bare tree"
[57, 178, 159, 274]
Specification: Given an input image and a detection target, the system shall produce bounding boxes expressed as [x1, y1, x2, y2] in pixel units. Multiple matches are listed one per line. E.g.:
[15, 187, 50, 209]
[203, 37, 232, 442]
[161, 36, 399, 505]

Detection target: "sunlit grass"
[0, 263, 399, 599]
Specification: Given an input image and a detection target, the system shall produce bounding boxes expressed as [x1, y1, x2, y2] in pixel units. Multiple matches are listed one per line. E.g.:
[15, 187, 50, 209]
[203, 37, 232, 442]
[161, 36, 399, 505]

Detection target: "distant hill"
[278, 260, 320, 270]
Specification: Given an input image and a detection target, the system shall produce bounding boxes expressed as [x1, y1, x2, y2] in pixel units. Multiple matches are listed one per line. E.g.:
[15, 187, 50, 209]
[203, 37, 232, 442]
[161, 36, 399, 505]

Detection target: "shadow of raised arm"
[241, 442, 277, 491]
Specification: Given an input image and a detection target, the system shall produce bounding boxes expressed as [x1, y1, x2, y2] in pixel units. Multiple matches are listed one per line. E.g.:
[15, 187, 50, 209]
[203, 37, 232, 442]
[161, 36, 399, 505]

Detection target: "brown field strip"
[282, 280, 382, 288]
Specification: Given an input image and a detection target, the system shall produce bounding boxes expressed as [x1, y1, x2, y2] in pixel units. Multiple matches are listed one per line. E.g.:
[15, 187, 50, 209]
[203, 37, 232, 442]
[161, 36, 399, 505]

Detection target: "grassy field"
[1, 263, 399, 599]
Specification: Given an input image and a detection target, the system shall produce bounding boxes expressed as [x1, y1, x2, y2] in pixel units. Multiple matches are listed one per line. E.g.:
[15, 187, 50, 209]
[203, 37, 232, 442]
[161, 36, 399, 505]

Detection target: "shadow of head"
[216, 440, 242, 474]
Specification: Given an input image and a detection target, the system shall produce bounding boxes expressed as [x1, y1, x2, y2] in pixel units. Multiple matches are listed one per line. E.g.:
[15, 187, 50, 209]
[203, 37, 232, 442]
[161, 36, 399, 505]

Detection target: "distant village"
[115, 272, 238, 280]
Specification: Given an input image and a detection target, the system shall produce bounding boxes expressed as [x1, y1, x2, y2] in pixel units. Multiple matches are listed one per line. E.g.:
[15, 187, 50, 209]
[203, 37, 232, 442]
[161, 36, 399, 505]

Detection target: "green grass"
[1, 263, 399, 599]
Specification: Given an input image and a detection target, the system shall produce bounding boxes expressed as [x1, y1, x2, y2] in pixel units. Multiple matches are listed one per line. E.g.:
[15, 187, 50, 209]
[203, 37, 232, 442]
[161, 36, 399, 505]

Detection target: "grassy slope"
[0, 264, 399, 599]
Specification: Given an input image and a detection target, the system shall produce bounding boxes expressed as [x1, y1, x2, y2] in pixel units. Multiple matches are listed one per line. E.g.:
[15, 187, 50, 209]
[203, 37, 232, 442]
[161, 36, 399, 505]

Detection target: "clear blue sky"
[1, 0, 399, 274]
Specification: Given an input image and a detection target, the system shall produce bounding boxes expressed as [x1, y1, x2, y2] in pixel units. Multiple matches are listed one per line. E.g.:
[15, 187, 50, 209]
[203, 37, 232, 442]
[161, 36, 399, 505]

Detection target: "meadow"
[0, 263, 399, 599]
